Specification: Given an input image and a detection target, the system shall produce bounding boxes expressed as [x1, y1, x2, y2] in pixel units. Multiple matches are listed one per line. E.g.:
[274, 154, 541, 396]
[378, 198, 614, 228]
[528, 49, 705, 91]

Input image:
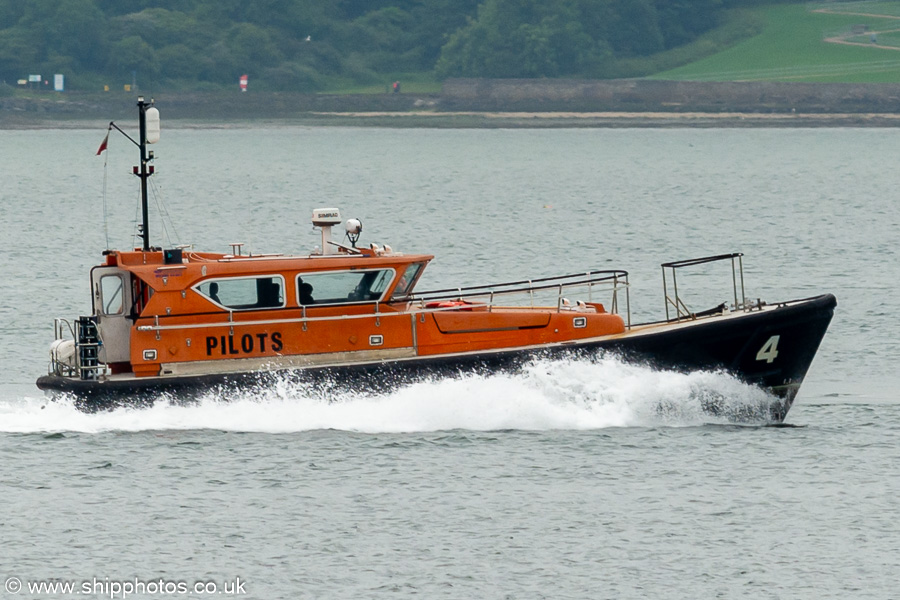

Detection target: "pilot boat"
[37, 99, 836, 420]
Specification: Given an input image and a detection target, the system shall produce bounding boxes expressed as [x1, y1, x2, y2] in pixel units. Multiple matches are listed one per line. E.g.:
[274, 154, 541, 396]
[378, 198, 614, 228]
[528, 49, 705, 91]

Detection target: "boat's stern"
[39, 316, 104, 390]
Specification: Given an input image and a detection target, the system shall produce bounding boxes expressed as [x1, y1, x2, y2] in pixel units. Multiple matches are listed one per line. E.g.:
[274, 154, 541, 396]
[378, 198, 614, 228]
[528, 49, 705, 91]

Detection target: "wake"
[1, 356, 782, 434]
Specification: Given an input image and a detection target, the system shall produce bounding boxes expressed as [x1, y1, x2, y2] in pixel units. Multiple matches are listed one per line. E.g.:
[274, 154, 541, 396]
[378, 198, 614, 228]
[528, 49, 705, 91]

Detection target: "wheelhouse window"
[296, 269, 394, 306]
[100, 274, 125, 315]
[196, 276, 285, 310]
[391, 262, 424, 300]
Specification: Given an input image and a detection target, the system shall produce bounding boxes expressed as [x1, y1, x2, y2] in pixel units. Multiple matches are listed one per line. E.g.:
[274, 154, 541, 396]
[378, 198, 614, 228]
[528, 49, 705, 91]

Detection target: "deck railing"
[48, 317, 107, 379]
[661, 253, 746, 321]
[412, 270, 631, 325]
[133, 269, 632, 333]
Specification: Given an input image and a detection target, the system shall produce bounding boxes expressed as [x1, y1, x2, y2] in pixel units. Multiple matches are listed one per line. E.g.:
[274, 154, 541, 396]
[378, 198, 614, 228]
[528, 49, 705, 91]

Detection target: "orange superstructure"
[85, 241, 625, 381]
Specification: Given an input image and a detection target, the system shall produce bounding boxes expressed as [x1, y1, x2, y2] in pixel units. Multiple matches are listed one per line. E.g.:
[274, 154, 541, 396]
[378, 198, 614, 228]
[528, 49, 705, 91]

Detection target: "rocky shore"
[5, 79, 900, 128]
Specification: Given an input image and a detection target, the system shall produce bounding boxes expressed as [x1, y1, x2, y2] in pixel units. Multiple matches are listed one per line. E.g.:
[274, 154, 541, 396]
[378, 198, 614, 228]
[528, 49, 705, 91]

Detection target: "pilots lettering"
[205, 332, 283, 356]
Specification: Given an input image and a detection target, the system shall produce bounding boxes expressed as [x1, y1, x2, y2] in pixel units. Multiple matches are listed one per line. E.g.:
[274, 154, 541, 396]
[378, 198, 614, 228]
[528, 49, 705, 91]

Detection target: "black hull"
[37, 294, 836, 421]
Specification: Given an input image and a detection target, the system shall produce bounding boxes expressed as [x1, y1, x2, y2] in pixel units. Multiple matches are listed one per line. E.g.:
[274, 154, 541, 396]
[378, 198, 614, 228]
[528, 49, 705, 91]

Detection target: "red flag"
[96, 131, 109, 155]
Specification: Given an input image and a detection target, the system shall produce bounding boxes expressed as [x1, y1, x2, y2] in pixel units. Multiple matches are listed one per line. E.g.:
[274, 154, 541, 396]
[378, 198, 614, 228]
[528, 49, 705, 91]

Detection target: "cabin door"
[91, 266, 134, 364]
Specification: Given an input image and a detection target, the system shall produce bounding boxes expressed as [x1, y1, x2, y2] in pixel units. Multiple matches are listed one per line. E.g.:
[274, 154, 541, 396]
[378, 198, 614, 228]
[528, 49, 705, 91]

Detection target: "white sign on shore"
[54, 74, 64, 92]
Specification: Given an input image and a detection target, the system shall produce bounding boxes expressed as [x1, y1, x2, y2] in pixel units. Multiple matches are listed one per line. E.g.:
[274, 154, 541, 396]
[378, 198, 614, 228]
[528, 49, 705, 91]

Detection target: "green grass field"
[809, 1, 900, 17]
[654, 2, 900, 82]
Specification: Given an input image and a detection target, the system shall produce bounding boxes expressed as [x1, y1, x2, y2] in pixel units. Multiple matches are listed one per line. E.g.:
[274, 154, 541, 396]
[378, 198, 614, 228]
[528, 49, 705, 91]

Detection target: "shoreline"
[306, 110, 900, 128]
[8, 80, 900, 128]
[5, 110, 900, 129]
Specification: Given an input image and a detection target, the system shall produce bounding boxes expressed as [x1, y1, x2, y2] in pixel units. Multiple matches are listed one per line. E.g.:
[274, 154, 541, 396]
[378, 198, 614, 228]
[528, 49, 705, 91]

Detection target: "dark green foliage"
[439, 0, 568, 77]
[656, 0, 723, 47]
[50, 0, 109, 69]
[436, 0, 729, 78]
[108, 35, 159, 78]
[0, 0, 738, 89]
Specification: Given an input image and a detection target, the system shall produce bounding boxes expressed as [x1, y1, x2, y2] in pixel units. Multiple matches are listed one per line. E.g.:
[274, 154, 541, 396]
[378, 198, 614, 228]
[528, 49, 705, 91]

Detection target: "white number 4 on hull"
[756, 335, 780, 363]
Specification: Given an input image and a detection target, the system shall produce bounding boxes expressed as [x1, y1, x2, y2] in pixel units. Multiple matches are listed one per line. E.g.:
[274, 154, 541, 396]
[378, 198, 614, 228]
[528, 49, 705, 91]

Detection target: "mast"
[105, 98, 159, 252]
[134, 96, 159, 251]
[137, 97, 151, 251]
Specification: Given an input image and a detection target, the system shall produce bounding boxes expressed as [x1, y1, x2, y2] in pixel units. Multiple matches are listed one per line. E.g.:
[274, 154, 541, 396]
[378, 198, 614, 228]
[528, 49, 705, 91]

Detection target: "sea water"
[0, 126, 898, 599]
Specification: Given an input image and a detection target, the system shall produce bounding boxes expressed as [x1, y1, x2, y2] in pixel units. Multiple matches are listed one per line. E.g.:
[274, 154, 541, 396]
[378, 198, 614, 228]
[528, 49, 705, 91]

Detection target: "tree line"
[0, 0, 785, 91]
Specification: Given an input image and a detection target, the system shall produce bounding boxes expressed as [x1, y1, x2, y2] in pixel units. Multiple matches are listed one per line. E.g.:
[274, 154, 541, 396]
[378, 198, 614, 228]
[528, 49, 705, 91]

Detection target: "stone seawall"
[441, 79, 900, 113]
[0, 91, 428, 121]
[5, 79, 900, 127]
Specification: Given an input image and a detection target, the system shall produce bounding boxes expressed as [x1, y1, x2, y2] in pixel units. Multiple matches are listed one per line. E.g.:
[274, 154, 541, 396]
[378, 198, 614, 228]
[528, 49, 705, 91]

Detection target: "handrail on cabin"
[416, 269, 628, 299]
[136, 269, 632, 332]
